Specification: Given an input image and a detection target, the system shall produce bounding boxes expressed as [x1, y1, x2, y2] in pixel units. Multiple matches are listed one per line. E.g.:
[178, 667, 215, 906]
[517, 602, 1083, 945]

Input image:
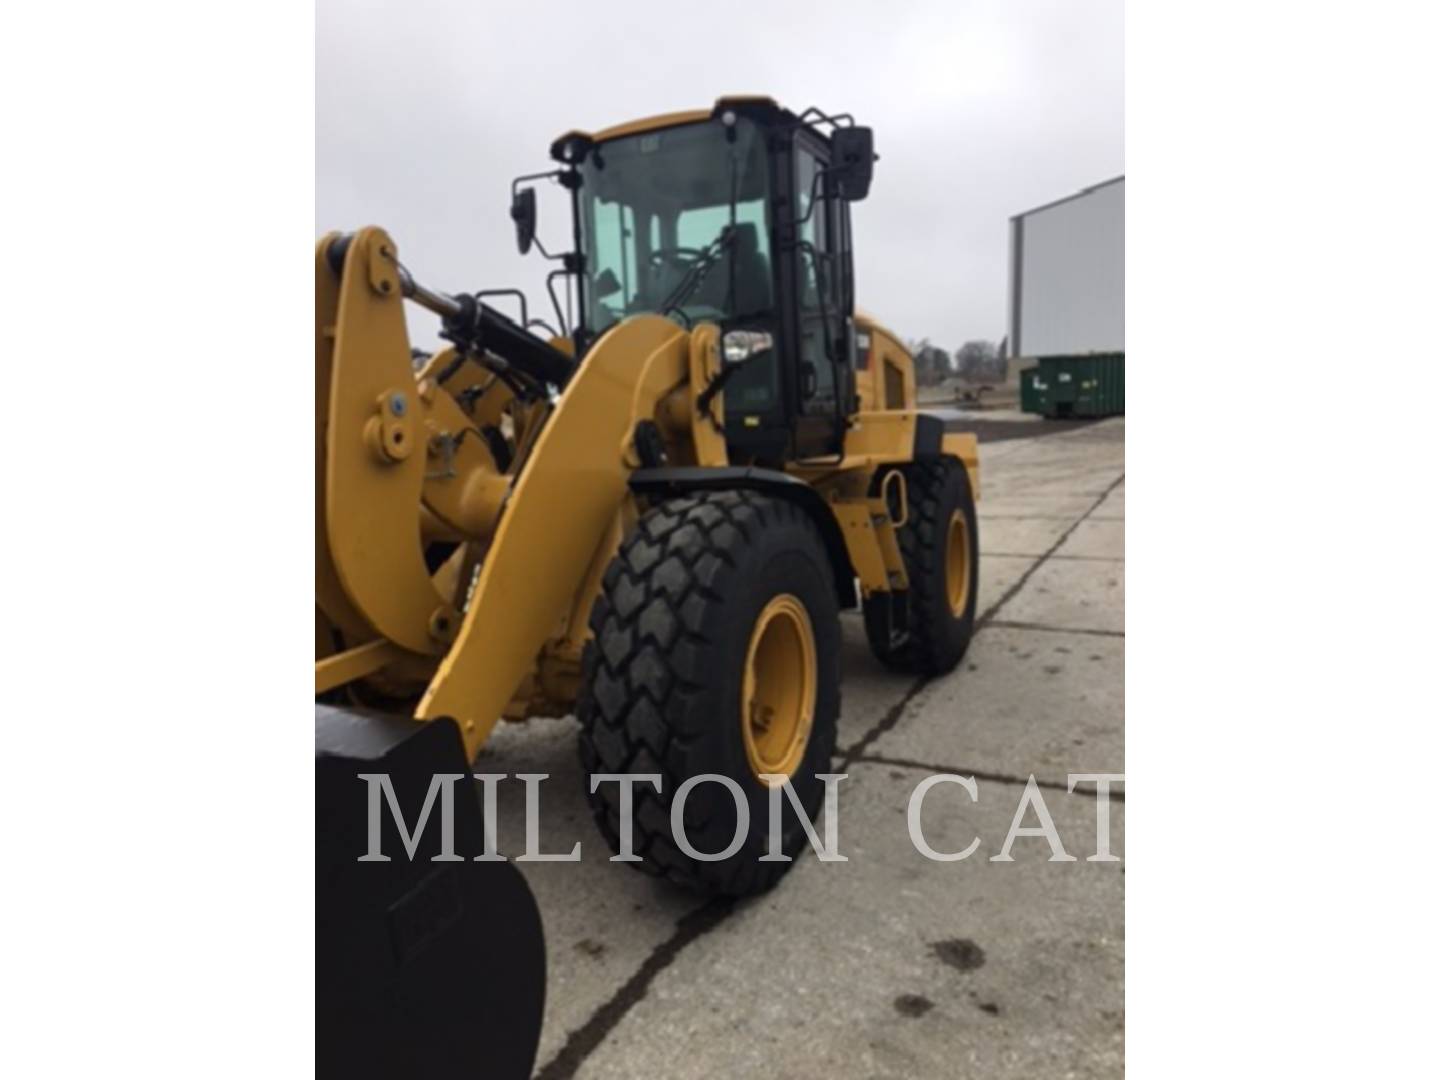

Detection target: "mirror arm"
[510, 168, 565, 199]
[512, 169, 578, 262]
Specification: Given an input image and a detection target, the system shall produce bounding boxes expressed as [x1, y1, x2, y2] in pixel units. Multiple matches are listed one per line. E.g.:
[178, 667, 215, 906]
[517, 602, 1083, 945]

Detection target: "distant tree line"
[904, 338, 1007, 386]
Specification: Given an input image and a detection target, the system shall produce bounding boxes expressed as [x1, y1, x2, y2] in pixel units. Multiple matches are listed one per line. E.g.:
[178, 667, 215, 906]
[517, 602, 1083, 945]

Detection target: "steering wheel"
[648, 247, 706, 272]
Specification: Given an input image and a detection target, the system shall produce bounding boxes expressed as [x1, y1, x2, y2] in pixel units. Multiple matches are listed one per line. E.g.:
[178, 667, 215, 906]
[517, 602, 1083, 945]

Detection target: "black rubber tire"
[863, 459, 979, 675]
[577, 490, 841, 897]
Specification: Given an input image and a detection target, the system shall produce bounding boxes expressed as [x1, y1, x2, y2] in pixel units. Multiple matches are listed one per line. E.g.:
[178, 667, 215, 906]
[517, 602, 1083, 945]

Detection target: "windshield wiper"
[660, 226, 737, 319]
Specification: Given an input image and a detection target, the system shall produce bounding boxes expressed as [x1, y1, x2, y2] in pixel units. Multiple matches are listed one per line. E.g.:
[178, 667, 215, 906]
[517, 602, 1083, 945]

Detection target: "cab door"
[790, 135, 850, 459]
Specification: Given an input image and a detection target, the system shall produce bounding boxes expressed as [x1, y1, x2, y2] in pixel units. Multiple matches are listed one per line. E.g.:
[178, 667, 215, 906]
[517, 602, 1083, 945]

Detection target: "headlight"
[722, 329, 774, 364]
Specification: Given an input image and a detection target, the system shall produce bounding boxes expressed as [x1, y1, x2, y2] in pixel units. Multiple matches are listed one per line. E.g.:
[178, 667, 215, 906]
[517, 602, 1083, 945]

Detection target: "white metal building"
[1007, 176, 1125, 359]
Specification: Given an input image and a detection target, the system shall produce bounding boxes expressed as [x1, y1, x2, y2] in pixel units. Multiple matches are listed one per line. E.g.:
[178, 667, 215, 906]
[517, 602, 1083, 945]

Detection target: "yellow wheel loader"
[316, 95, 979, 1072]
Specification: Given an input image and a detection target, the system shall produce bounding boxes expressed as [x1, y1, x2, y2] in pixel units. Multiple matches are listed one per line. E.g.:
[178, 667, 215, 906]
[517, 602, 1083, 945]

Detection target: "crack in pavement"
[849, 752, 1125, 801]
[840, 674, 930, 768]
[985, 552, 1124, 563]
[978, 514, 1091, 522]
[975, 472, 1125, 628]
[984, 619, 1124, 638]
[533, 899, 735, 1080]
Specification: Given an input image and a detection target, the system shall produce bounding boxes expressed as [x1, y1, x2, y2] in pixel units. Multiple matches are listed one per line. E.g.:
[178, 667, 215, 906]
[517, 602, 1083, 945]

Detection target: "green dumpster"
[1019, 353, 1124, 419]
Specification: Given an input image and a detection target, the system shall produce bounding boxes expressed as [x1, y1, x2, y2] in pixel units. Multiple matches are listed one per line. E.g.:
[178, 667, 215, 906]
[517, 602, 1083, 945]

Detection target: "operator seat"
[694, 221, 771, 315]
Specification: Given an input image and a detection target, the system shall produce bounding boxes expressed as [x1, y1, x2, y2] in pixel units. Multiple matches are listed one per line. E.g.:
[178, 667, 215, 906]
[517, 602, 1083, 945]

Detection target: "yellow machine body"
[316, 107, 978, 763]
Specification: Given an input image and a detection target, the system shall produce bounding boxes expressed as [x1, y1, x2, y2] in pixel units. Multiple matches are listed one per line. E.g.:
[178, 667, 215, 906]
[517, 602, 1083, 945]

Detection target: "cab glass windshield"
[578, 117, 772, 336]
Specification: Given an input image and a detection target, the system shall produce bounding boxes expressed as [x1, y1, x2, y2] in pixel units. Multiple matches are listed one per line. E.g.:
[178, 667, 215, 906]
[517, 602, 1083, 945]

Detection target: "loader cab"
[533, 98, 874, 465]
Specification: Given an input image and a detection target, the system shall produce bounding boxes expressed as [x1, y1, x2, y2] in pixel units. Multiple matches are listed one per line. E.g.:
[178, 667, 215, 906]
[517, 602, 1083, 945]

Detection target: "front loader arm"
[415, 315, 695, 758]
[317, 226, 727, 759]
[319, 228, 457, 656]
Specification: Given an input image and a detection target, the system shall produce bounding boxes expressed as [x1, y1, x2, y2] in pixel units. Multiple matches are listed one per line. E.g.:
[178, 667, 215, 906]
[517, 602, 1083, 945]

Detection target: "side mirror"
[830, 127, 875, 201]
[511, 187, 537, 255]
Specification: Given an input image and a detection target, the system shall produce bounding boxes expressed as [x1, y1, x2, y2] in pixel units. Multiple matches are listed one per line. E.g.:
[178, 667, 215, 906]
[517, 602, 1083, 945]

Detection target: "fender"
[628, 466, 859, 610]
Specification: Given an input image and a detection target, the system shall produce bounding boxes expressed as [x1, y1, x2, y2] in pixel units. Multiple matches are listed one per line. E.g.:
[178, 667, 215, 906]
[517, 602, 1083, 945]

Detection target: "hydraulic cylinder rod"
[326, 232, 576, 389]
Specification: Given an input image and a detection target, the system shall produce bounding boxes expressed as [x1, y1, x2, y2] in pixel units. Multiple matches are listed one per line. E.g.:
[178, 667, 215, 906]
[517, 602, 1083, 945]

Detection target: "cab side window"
[589, 199, 639, 329]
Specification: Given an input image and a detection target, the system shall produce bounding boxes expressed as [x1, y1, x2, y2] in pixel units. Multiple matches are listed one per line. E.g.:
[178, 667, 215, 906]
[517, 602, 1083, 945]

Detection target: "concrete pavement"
[480, 417, 1126, 1078]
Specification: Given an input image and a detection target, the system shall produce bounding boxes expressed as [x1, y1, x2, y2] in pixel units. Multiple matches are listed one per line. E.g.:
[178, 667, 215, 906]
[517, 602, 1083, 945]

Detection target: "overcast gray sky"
[317, 0, 1123, 353]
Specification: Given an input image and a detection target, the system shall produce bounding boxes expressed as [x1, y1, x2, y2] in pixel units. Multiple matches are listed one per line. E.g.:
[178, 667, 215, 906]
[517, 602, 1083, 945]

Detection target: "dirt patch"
[893, 993, 935, 1018]
[931, 938, 987, 972]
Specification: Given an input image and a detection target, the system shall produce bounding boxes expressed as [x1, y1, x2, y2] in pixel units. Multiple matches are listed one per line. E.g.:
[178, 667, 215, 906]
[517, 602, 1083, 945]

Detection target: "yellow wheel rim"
[741, 594, 817, 785]
[945, 510, 972, 617]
